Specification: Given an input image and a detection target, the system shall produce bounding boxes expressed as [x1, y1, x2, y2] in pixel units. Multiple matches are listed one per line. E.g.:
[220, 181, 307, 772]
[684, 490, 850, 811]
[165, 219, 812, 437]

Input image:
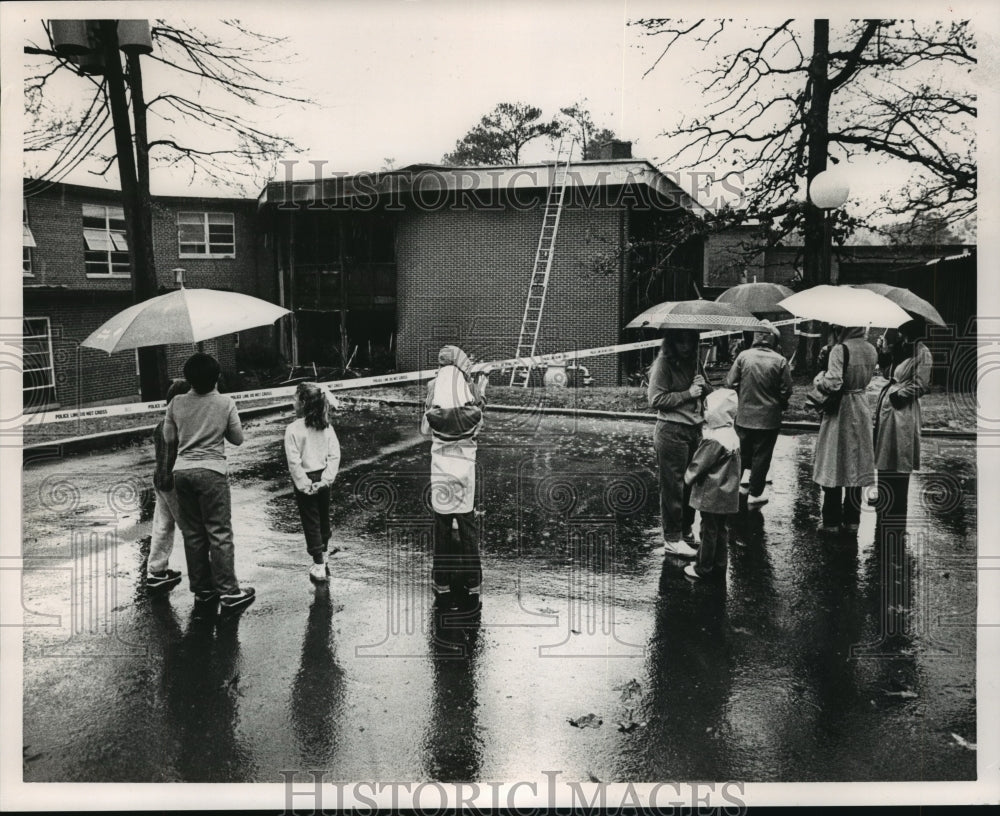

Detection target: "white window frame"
[177, 211, 236, 259]
[83, 204, 130, 278]
[23, 198, 35, 277]
[23, 317, 56, 405]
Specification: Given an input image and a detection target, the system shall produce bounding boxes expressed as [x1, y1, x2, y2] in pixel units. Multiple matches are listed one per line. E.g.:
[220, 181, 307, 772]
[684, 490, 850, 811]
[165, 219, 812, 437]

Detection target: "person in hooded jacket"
[647, 330, 713, 558]
[873, 320, 933, 522]
[811, 325, 878, 533]
[725, 319, 792, 508]
[420, 345, 487, 604]
[683, 388, 741, 580]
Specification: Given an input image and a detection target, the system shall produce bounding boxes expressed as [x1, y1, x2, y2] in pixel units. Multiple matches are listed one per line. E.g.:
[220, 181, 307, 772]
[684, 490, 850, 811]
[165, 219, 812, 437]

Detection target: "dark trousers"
[433, 511, 481, 592]
[822, 486, 863, 528]
[293, 469, 332, 563]
[173, 468, 239, 596]
[696, 512, 730, 578]
[653, 420, 700, 541]
[877, 471, 911, 524]
[736, 425, 779, 497]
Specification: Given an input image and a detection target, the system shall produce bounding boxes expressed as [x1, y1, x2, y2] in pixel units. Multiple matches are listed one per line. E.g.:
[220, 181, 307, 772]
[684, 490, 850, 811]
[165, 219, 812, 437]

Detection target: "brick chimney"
[596, 140, 632, 160]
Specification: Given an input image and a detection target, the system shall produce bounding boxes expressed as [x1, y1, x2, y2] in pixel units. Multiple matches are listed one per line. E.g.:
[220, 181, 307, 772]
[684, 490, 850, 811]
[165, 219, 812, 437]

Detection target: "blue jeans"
[653, 420, 700, 541]
[173, 468, 240, 596]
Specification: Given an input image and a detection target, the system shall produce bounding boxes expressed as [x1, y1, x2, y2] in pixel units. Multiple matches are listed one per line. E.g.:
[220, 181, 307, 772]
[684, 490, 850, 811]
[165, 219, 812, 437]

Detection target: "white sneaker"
[747, 487, 770, 507]
[663, 539, 698, 559]
[309, 563, 328, 582]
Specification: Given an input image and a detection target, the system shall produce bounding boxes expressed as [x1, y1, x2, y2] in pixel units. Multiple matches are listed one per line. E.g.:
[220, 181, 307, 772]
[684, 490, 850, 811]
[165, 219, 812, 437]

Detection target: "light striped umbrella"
[626, 299, 768, 332]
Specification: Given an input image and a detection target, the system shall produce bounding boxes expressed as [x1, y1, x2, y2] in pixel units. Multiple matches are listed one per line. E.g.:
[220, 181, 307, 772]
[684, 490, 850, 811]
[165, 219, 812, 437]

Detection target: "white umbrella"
[81, 288, 291, 354]
[777, 285, 911, 328]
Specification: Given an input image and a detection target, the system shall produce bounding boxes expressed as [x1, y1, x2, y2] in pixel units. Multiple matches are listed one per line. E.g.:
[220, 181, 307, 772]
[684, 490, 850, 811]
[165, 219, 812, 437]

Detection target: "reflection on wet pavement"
[21, 407, 976, 782]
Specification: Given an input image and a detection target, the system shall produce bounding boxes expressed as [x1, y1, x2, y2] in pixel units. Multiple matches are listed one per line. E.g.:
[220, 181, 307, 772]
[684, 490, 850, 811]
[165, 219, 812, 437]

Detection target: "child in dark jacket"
[146, 379, 192, 591]
[683, 388, 741, 580]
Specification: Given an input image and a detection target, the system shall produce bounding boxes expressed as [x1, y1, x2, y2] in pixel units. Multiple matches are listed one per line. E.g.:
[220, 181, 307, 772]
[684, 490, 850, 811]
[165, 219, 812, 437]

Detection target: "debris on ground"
[568, 713, 603, 729]
[883, 689, 919, 699]
[616, 718, 645, 733]
[617, 678, 642, 702]
[950, 733, 976, 750]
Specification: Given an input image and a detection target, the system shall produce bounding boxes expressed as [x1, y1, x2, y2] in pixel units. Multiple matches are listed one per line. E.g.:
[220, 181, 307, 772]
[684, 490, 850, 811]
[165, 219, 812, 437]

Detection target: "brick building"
[258, 151, 708, 385]
[23, 160, 977, 408]
[22, 180, 276, 410]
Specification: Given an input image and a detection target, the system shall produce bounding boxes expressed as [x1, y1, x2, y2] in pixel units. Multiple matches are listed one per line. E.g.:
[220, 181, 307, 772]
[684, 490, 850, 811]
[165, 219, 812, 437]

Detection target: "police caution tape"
[33, 319, 801, 425]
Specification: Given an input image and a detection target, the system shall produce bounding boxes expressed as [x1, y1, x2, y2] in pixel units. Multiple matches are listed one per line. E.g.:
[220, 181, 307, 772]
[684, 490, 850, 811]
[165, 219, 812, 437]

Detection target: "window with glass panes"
[177, 212, 235, 258]
[23, 199, 36, 275]
[23, 317, 56, 408]
[83, 204, 129, 276]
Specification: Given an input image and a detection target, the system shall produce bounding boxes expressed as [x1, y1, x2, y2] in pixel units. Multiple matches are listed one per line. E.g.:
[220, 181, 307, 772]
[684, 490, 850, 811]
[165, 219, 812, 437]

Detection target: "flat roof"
[258, 159, 710, 217]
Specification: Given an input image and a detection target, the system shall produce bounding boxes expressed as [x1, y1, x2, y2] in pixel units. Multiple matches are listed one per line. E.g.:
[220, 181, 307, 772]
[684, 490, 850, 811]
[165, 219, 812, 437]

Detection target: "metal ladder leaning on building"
[509, 138, 574, 387]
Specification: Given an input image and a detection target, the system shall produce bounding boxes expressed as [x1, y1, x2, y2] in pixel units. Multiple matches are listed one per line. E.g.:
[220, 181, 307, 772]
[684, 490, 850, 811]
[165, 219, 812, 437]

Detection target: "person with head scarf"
[421, 345, 487, 606]
[683, 388, 741, 581]
[647, 329, 713, 558]
[811, 325, 878, 533]
[724, 319, 792, 508]
[873, 319, 933, 523]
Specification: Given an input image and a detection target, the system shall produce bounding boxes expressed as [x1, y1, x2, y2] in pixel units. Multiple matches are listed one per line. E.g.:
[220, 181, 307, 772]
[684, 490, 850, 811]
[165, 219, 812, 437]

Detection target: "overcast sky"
[11, 0, 993, 229]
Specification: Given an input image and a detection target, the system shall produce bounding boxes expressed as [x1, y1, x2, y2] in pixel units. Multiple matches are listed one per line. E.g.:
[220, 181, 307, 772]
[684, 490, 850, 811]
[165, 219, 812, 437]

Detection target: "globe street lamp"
[809, 169, 851, 284]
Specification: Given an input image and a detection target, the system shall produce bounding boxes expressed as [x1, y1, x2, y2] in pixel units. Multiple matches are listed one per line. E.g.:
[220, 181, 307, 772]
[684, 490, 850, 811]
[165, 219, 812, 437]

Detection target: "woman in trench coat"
[811, 326, 878, 533]
[873, 321, 933, 523]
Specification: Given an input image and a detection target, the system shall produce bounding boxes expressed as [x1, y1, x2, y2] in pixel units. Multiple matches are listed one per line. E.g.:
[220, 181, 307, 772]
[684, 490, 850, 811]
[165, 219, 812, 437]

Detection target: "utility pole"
[100, 21, 167, 399]
[795, 19, 833, 374]
[803, 19, 831, 289]
[51, 20, 168, 399]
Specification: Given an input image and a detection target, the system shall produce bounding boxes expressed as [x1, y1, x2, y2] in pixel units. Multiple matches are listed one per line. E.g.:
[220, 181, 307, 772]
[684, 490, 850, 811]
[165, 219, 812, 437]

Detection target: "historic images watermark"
[278, 769, 748, 814]
[270, 159, 745, 214]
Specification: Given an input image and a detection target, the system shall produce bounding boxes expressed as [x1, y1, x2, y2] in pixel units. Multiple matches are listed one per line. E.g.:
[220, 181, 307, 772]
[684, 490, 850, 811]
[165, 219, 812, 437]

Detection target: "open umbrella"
[715, 282, 793, 315]
[777, 285, 911, 328]
[626, 299, 767, 332]
[851, 283, 946, 327]
[81, 288, 291, 354]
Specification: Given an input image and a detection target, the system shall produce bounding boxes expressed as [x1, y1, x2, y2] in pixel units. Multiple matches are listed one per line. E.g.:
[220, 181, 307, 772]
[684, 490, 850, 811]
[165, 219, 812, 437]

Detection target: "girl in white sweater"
[284, 383, 341, 582]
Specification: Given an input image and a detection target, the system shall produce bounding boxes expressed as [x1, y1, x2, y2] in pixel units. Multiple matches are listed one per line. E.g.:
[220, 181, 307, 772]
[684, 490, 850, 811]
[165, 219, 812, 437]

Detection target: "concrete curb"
[23, 397, 976, 459]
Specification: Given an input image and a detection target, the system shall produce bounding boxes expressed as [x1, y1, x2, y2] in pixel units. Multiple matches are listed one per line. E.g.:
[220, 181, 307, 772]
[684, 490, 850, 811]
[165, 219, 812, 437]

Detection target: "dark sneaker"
[146, 569, 182, 591]
[219, 587, 256, 614]
[194, 589, 219, 603]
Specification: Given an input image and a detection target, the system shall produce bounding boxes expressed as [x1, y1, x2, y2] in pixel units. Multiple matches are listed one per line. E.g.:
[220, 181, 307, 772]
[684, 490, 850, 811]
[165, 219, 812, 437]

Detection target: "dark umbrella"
[625, 299, 767, 332]
[851, 283, 946, 327]
[715, 282, 794, 315]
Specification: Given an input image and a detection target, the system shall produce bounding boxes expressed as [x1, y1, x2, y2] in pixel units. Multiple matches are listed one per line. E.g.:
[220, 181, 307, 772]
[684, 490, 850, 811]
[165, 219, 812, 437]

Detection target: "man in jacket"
[724, 320, 792, 508]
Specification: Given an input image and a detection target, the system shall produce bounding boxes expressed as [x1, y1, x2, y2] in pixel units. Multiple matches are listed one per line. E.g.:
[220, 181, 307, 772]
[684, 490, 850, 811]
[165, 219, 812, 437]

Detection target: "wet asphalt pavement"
[20, 404, 977, 782]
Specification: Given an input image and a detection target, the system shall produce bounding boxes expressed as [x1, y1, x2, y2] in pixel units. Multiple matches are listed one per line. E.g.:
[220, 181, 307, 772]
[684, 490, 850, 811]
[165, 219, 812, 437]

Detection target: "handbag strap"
[831, 342, 850, 376]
